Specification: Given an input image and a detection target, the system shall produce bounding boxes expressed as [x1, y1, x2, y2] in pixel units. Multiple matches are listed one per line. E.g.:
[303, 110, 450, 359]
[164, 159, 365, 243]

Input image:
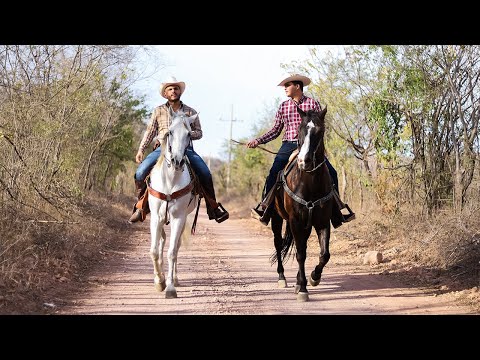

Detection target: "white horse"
[148, 109, 199, 298]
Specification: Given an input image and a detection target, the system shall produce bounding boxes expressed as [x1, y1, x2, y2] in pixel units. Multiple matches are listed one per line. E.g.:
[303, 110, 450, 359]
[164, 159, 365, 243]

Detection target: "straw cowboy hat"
[277, 74, 311, 87]
[159, 76, 186, 99]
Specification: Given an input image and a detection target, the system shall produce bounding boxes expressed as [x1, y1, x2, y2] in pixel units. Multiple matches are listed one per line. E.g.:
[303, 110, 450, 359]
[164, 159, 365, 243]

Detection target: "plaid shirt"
[138, 101, 202, 154]
[257, 95, 321, 144]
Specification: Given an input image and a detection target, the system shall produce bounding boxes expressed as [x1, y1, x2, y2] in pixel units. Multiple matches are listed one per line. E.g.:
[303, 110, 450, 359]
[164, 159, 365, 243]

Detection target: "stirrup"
[341, 204, 355, 222]
[213, 203, 229, 223]
[259, 208, 271, 226]
[251, 203, 264, 220]
[128, 208, 145, 224]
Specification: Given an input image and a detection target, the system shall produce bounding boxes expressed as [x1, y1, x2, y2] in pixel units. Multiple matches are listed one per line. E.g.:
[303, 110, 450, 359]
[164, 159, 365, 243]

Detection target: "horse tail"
[270, 223, 295, 265]
[280, 223, 295, 264]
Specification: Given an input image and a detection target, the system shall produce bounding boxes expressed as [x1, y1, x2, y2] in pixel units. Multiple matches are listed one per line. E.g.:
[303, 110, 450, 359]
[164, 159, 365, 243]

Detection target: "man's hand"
[246, 139, 259, 148]
[135, 151, 144, 164]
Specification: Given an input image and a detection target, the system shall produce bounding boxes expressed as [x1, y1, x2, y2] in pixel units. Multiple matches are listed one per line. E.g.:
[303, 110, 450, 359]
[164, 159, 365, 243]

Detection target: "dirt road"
[56, 206, 475, 315]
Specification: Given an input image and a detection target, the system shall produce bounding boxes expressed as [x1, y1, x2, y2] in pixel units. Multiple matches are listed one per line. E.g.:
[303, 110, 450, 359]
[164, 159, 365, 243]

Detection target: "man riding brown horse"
[246, 73, 354, 228]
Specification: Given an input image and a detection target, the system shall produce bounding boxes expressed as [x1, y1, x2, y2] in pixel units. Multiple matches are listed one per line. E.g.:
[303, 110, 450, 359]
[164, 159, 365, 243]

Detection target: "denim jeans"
[135, 147, 162, 181]
[135, 145, 216, 202]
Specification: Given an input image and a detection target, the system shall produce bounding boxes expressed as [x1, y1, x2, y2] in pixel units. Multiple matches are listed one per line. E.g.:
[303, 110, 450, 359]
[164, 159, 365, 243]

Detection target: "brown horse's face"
[296, 107, 327, 172]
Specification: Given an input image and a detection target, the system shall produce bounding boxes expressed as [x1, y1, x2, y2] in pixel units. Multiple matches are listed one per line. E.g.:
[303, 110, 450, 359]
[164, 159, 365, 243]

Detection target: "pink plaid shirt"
[257, 95, 321, 144]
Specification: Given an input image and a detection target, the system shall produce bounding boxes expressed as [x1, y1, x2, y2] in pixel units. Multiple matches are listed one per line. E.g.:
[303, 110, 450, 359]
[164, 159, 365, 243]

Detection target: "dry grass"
[0, 193, 135, 314]
[325, 203, 480, 312]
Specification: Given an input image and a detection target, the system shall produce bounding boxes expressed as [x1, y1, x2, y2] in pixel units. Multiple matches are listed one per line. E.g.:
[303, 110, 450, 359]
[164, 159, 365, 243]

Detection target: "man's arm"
[136, 108, 158, 163]
[247, 106, 284, 148]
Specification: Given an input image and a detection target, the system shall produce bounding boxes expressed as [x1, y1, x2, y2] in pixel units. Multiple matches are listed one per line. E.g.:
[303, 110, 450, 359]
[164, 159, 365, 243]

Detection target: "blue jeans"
[262, 141, 338, 207]
[135, 145, 217, 203]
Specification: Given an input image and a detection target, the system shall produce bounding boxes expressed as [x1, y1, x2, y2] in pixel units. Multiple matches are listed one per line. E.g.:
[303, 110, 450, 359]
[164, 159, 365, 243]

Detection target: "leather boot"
[128, 208, 145, 223]
[259, 206, 272, 226]
[331, 200, 344, 228]
[196, 174, 229, 223]
[203, 190, 229, 223]
[330, 202, 355, 228]
[128, 179, 147, 223]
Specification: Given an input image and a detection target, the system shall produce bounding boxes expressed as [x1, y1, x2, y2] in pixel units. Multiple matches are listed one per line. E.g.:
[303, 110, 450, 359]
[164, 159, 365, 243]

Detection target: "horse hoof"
[309, 276, 321, 287]
[166, 289, 177, 299]
[294, 285, 301, 294]
[297, 292, 309, 302]
[155, 280, 166, 292]
[278, 279, 287, 288]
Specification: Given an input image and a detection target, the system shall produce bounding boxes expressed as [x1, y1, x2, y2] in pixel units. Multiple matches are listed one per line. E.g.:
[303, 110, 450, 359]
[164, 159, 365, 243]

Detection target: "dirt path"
[56, 206, 475, 315]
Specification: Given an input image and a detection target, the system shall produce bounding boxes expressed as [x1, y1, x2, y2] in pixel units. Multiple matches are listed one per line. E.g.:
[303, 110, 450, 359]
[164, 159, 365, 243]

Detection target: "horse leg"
[150, 205, 166, 292]
[165, 216, 186, 299]
[310, 225, 331, 287]
[271, 212, 287, 288]
[172, 233, 181, 287]
[294, 243, 309, 302]
[291, 222, 310, 302]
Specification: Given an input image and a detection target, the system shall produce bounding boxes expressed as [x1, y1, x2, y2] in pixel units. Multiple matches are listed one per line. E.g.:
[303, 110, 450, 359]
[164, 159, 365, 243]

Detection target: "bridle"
[301, 139, 326, 173]
[164, 117, 191, 170]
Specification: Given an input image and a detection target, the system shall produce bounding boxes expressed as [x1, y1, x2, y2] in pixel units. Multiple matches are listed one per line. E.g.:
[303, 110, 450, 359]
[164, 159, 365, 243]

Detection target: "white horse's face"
[167, 113, 197, 171]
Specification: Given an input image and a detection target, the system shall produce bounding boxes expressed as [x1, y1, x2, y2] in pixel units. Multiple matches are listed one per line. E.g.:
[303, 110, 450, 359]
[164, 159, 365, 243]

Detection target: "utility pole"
[220, 104, 242, 193]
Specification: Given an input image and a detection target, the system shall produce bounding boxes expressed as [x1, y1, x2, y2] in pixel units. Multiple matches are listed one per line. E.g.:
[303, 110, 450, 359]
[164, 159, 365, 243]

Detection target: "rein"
[304, 140, 325, 173]
[231, 139, 298, 156]
[231, 139, 278, 154]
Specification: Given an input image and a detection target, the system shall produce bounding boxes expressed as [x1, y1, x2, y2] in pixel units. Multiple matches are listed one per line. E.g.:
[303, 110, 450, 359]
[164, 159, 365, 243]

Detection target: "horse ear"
[321, 105, 327, 116]
[188, 113, 199, 125]
[296, 106, 307, 118]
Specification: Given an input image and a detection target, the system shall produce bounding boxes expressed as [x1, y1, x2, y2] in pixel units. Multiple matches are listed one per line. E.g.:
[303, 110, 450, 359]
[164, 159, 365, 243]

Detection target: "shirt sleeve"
[139, 108, 158, 154]
[256, 106, 284, 144]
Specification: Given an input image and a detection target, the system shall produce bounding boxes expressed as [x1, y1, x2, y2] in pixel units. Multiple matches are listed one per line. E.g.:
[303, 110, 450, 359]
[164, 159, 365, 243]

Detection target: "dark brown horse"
[270, 105, 334, 302]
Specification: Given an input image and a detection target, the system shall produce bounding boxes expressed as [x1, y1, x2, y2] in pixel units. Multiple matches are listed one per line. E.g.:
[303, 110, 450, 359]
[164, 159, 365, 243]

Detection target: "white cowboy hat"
[159, 76, 186, 99]
[277, 74, 311, 87]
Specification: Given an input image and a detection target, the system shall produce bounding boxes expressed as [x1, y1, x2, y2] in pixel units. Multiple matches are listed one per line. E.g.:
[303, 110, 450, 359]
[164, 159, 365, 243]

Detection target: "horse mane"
[170, 110, 192, 132]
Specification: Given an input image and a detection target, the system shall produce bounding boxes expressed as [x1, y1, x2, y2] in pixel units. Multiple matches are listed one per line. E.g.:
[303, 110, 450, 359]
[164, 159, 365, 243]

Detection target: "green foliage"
[367, 96, 403, 163]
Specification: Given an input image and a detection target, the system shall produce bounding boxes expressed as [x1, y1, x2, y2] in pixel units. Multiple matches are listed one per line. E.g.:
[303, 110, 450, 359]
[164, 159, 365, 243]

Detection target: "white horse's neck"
[150, 153, 191, 194]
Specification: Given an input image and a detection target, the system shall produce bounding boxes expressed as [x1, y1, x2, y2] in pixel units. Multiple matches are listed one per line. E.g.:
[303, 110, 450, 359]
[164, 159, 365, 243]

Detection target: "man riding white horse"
[128, 76, 229, 224]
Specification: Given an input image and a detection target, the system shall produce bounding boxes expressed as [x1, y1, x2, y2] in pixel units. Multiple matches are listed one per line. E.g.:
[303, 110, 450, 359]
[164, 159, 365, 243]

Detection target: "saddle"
[259, 151, 298, 210]
[133, 156, 202, 224]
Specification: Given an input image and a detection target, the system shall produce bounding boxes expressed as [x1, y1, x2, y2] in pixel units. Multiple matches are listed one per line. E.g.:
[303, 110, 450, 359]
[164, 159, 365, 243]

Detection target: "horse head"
[296, 105, 327, 172]
[166, 109, 198, 171]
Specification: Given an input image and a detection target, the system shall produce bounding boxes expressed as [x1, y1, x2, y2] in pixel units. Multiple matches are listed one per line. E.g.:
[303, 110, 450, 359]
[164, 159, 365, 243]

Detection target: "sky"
[132, 45, 339, 160]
